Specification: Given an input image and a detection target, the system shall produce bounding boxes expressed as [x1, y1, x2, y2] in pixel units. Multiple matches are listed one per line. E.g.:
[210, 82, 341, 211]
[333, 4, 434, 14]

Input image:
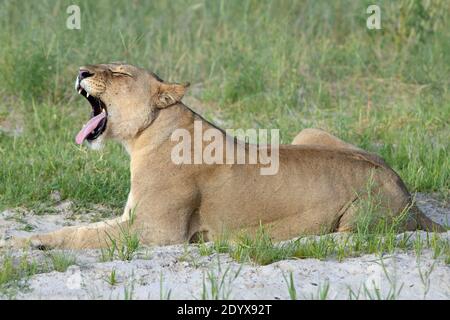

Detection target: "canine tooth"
[78, 89, 82, 94]
[86, 93, 90, 98]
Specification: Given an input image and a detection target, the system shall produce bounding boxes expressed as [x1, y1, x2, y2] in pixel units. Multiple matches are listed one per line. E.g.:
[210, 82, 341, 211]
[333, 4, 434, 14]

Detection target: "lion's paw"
[4, 236, 45, 250]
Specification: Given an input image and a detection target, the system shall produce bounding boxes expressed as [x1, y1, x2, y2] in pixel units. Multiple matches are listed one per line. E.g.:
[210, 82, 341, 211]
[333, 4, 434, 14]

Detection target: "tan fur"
[7, 64, 443, 250]
[292, 128, 361, 151]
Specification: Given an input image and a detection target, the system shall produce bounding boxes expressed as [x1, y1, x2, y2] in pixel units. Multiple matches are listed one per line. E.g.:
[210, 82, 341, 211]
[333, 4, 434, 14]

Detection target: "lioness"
[9, 63, 443, 249]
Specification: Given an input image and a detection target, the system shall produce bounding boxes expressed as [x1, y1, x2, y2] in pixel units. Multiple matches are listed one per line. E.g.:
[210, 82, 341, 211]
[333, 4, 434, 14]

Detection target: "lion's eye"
[111, 71, 133, 77]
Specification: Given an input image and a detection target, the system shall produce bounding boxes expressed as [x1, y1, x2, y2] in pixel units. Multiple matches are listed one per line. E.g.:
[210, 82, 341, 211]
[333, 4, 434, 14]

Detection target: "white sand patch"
[0, 193, 448, 300]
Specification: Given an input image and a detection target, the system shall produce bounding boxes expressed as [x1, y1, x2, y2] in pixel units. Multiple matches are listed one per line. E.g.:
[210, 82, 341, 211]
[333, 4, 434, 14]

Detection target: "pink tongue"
[75, 112, 106, 145]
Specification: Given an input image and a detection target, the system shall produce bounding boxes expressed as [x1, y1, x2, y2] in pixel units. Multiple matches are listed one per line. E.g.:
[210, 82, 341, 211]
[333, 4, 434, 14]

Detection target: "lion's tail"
[410, 204, 446, 232]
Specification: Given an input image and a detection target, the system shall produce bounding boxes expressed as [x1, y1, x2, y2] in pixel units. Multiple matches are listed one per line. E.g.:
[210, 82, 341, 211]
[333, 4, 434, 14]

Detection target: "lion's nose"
[79, 69, 94, 81]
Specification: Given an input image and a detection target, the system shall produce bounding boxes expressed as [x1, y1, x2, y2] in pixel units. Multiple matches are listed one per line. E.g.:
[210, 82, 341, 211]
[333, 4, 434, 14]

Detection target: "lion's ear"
[153, 82, 190, 109]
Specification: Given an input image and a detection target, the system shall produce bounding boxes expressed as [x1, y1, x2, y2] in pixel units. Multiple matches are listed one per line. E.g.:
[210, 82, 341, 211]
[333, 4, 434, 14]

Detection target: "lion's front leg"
[8, 207, 193, 249]
[9, 216, 131, 250]
[7, 191, 136, 250]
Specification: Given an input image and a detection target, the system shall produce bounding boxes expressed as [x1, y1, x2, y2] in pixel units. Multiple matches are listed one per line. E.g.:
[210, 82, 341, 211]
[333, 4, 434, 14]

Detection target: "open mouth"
[75, 82, 108, 145]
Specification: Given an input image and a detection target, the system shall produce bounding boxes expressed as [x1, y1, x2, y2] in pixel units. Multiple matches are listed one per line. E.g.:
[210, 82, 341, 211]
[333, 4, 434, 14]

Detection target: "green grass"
[46, 251, 77, 272]
[159, 273, 172, 300]
[122, 277, 136, 300]
[105, 269, 118, 286]
[198, 207, 449, 266]
[0, 254, 42, 298]
[282, 271, 298, 300]
[100, 211, 140, 262]
[0, 255, 39, 286]
[200, 256, 242, 300]
[0, 0, 448, 213]
[0, 250, 81, 297]
[309, 281, 331, 300]
[284, 256, 411, 300]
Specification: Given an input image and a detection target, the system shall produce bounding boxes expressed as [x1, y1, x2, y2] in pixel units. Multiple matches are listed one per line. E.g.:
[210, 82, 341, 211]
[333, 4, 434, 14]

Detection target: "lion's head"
[74, 63, 189, 148]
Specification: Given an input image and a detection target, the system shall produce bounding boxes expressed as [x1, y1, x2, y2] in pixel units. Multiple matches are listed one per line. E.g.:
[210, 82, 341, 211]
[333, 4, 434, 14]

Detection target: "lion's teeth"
[86, 93, 90, 98]
[78, 89, 82, 94]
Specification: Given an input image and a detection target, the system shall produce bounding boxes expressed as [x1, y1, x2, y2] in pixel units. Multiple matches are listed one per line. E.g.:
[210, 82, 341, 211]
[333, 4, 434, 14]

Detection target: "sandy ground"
[0, 193, 449, 300]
